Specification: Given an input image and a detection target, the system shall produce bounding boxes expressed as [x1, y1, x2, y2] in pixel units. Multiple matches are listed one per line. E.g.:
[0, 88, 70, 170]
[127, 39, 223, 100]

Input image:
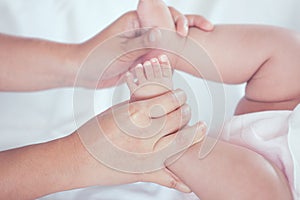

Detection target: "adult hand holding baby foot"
[77, 53, 207, 193]
[137, 0, 213, 37]
[0, 0, 212, 198]
[76, 88, 206, 193]
[73, 0, 213, 89]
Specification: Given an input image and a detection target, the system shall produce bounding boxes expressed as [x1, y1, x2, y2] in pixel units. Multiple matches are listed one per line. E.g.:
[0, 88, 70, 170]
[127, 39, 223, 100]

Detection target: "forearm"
[0, 132, 136, 199]
[0, 133, 87, 199]
[167, 138, 292, 200]
[0, 33, 80, 91]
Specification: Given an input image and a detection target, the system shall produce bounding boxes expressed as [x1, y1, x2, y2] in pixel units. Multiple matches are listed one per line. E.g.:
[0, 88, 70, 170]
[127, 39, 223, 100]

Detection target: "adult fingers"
[168, 6, 188, 37]
[154, 121, 207, 160]
[152, 104, 191, 142]
[128, 28, 161, 49]
[145, 89, 187, 118]
[121, 28, 162, 61]
[141, 168, 191, 193]
[115, 90, 187, 139]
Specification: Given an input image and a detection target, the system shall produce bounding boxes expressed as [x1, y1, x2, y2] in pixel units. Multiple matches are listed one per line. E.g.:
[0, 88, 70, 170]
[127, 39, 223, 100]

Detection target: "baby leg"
[137, 0, 175, 30]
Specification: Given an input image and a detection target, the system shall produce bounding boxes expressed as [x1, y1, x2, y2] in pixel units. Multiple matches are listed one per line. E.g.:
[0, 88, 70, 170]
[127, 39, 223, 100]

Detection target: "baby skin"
[127, 0, 187, 101]
[126, 55, 173, 101]
[134, 0, 295, 199]
[126, 55, 293, 200]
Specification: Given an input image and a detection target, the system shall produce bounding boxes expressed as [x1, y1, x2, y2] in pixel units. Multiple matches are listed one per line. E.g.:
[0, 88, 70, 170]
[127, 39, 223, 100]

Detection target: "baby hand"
[168, 6, 214, 36]
[137, 0, 214, 37]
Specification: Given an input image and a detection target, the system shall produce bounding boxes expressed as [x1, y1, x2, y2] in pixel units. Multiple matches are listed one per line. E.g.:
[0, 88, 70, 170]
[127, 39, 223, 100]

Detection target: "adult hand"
[0, 1, 213, 92]
[72, 8, 213, 89]
[76, 89, 206, 192]
[0, 89, 205, 199]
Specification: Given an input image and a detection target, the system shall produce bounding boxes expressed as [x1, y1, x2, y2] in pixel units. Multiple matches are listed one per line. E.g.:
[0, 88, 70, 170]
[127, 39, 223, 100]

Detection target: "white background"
[0, 0, 299, 199]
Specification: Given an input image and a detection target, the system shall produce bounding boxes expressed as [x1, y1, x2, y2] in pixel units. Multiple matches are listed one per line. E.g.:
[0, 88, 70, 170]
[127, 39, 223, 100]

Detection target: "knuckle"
[168, 6, 174, 10]
[169, 92, 180, 108]
[182, 106, 191, 122]
[129, 103, 148, 119]
[176, 135, 187, 147]
[178, 15, 187, 21]
[128, 102, 139, 114]
[194, 14, 204, 19]
[136, 101, 147, 110]
[124, 10, 136, 16]
[168, 6, 176, 13]
[172, 105, 190, 127]
[174, 110, 185, 127]
[175, 131, 191, 148]
[121, 11, 139, 28]
[169, 179, 177, 189]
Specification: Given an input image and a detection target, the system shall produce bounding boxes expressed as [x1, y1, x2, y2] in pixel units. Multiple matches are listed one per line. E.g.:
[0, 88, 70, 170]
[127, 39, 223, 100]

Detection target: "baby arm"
[174, 25, 300, 113]
[167, 139, 293, 200]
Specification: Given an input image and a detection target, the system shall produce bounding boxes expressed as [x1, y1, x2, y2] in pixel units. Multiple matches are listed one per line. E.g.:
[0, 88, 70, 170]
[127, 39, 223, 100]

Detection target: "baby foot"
[137, 0, 175, 31]
[126, 55, 173, 101]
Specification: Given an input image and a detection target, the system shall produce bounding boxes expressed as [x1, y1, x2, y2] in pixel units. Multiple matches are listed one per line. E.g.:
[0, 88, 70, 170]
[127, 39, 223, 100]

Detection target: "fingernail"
[198, 122, 207, 133]
[151, 58, 158, 63]
[136, 63, 143, 68]
[194, 122, 207, 145]
[144, 61, 151, 67]
[174, 89, 187, 105]
[182, 104, 191, 116]
[159, 54, 168, 62]
[184, 26, 188, 35]
[204, 22, 213, 30]
[184, 20, 189, 34]
[177, 182, 192, 193]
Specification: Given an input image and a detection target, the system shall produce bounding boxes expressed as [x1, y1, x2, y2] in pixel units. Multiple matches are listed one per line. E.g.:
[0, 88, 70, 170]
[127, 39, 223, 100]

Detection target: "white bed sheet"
[0, 0, 299, 199]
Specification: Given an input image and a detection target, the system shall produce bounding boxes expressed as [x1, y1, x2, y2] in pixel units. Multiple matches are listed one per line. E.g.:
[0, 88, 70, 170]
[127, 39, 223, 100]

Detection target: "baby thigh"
[167, 138, 292, 200]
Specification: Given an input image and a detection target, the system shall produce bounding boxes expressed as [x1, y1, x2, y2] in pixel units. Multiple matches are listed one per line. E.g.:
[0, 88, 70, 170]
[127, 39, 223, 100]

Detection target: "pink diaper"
[221, 104, 300, 199]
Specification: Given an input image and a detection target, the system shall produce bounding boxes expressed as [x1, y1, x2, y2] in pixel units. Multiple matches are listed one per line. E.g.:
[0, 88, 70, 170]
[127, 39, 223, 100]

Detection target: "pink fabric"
[221, 105, 300, 199]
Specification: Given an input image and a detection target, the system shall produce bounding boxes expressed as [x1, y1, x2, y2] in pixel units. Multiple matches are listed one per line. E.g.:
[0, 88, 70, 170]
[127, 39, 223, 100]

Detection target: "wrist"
[66, 33, 108, 88]
[65, 132, 104, 187]
[44, 133, 95, 192]
[55, 43, 84, 88]
[69, 130, 140, 186]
